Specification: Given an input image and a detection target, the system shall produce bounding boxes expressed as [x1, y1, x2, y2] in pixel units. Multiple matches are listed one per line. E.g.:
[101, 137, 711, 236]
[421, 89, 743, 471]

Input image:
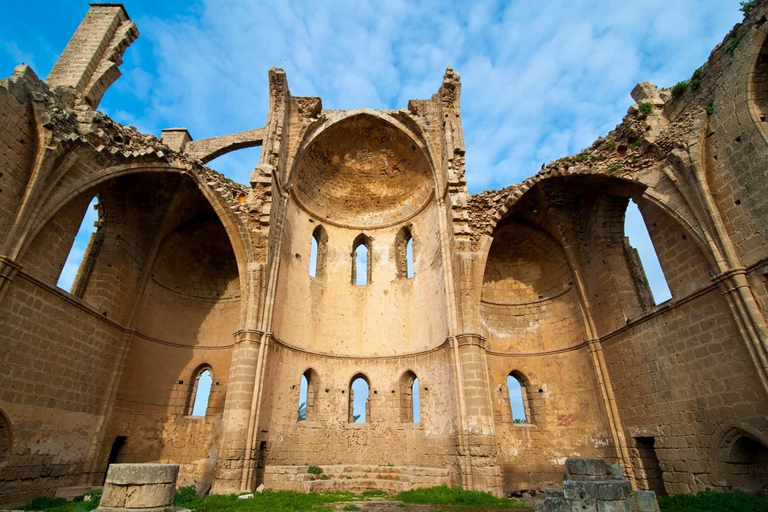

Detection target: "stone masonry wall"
[601, 288, 768, 494]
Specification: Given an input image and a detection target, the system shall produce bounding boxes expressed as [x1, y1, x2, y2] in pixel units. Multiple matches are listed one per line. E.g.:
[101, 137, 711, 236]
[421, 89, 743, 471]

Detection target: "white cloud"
[103, 0, 743, 192]
[3, 41, 37, 72]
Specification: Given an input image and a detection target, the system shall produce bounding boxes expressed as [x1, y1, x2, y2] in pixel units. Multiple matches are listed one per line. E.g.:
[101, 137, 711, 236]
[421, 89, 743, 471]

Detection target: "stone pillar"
[455, 333, 502, 495]
[212, 329, 263, 493]
[98, 464, 178, 512]
[161, 128, 192, 153]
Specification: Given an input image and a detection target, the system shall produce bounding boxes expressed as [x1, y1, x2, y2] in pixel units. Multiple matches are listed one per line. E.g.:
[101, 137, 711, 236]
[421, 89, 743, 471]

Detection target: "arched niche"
[711, 424, 768, 495]
[481, 220, 585, 352]
[291, 113, 435, 229]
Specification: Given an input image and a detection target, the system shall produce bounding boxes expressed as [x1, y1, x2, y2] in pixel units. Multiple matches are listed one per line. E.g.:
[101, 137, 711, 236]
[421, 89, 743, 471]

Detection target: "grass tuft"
[195, 490, 357, 512]
[361, 490, 389, 498]
[307, 465, 324, 475]
[639, 102, 654, 115]
[395, 485, 526, 508]
[174, 486, 204, 509]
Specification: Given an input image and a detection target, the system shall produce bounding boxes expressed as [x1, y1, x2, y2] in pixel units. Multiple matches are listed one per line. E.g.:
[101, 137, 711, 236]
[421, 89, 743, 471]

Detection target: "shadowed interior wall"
[103, 177, 240, 486]
[481, 217, 612, 492]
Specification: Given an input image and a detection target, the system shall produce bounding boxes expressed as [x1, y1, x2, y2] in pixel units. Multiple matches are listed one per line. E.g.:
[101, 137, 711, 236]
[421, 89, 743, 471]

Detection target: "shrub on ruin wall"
[671, 81, 689, 98]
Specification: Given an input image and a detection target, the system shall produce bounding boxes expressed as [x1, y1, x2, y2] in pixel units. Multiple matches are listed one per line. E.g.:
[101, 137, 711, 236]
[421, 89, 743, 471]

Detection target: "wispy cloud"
[101, 0, 742, 192]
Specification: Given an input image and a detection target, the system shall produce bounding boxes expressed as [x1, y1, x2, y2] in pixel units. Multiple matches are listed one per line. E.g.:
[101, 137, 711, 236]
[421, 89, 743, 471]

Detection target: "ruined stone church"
[1, 2, 768, 506]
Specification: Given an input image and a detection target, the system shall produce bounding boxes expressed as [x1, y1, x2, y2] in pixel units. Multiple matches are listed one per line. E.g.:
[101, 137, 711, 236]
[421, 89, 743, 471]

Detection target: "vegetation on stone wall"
[671, 81, 689, 98]
[639, 102, 654, 115]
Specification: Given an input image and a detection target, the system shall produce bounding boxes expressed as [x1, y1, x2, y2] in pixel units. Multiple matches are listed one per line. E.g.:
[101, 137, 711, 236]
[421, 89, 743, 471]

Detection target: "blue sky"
[3, 0, 735, 296]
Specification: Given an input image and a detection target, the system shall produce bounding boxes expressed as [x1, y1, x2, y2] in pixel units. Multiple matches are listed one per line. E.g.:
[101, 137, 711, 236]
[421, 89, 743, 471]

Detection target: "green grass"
[20, 490, 101, 512]
[307, 465, 324, 475]
[343, 506, 361, 511]
[361, 490, 389, 498]
[658, 489, 768, 512]
[194, 490, 357, 512]
[396, 485, 526, 508]
[175, 485, 204, 509]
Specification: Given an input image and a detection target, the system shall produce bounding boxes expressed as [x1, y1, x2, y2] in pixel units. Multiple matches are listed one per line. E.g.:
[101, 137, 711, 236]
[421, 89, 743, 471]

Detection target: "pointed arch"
[711, 423, 768, 494]
[19, 163, 253, 300]
[352, 234, 372, 286]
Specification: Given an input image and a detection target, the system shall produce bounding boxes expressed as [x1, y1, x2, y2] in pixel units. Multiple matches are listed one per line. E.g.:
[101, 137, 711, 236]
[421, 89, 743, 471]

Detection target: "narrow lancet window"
[412, 377, 420, 423]
[349, 375, 370, 423]
[399, 371, 420, 423]
[191, 369, 212, 416]
[309, 226, 327, 278]
[507, 372, 530, 424]
[395, 226, 414, 279]
[297, 368, 318, 422]
[309, 237, 318, 277]
[298, 374, 308, 421]
[352, 234, 372, 285]
[406, 238, 414, 278]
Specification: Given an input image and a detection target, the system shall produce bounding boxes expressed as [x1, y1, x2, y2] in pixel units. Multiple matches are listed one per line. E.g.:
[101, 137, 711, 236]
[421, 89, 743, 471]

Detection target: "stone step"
[263, 464, 451, 494]
[302, 478, 415, 493]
